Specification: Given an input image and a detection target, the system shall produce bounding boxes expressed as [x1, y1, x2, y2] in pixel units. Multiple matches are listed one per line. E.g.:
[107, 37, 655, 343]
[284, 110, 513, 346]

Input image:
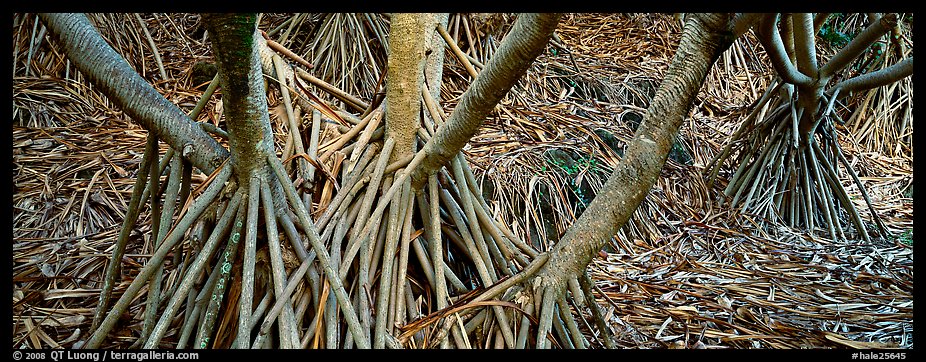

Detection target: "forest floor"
[12, 13, 913, 349]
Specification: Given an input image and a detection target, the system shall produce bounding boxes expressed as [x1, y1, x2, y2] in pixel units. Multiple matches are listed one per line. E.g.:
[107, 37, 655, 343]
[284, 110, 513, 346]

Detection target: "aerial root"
[84, 163, 233, 349]
[93, 132, 158, 332]
[705, 84, 886, 242]
[85, 77, 626, 349]
[85, 127, 617, 349]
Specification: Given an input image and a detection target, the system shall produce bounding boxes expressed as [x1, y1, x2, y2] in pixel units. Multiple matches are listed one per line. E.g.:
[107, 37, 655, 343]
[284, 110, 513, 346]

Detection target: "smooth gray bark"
[39, 13, 228, 174]
[424, 14, 450, 102]
[409, 13, 562, 189]
[757, 14, 813, 87]
[535, 13, 735, 292]
[820, 13, 897, 79]
[828, 57, 914, 99]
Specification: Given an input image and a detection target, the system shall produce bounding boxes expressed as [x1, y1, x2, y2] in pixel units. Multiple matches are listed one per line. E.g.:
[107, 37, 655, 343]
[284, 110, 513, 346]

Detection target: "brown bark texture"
[385, 14, 428, 162]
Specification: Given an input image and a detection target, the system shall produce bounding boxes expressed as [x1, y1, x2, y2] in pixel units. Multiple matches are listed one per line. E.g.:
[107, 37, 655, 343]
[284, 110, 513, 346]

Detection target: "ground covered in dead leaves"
[12, 13, 913, 349]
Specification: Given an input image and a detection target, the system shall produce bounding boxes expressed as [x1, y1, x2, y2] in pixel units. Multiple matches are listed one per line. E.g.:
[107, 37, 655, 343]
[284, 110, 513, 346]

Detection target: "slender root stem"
[93, 133, 158, 331]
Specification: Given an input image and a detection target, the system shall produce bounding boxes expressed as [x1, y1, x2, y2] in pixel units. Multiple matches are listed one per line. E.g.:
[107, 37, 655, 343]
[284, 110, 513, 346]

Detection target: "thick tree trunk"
[535, 13, 735, 291]
[201, 14, 302, 348]
[386, 14, 428, 161]
[38, 13, 228, 174]
[202, 14, 278, 191]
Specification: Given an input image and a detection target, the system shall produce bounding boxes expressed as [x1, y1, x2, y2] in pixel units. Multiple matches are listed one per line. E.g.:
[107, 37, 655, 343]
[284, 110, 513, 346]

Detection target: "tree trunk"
[715, 13, 910, 237]
[534, 13, 735, 292]
[38, 13, 228, 174]
[202, 14, 305, 348]
[202, 14, 278, 191]
[385, 13, 428, 161]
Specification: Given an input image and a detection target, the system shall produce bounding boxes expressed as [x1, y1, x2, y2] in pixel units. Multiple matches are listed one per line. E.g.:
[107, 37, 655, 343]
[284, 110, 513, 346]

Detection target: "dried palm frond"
[303, 13, 389, 104]
[591, 214, 913, 348]
[842, 14, 913, 159]
[12, 13, 913, 350]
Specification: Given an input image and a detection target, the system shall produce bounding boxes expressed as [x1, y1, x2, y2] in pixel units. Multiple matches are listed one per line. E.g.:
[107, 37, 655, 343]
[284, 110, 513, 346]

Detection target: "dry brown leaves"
[12, 13, 216, 349]
[590, 214, 912, 348]
[11, 13, 913, 349]
[444, 13, 913, 349]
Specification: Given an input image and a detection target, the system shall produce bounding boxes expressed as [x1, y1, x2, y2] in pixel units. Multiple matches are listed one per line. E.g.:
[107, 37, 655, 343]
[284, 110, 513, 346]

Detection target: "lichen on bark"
[202, 13, 277, 190]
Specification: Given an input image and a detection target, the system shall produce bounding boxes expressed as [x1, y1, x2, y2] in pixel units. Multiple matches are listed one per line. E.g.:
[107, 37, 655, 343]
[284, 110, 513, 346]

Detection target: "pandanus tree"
[43, 12, 740, 348]
[704, 13, 913, 243]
